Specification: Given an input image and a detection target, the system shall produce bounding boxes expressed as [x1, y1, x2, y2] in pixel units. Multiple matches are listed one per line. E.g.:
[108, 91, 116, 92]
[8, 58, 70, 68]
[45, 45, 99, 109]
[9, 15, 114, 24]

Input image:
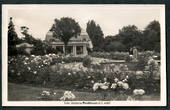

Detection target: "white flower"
[33, 71, 37, 75]
[136, 71, 144, 75]
[60, 91, 75, 101]
[24, 62, 27, 65]
[103, 78, 107, 82]
[27, 67, 31, 70]
[25, 57, 29, 60]
[41, 90, 50, 96]
[117, 81, 123, 86]
[124, 65, 128, 68]
[17, 72, 21, 76]
[111, 83, 117, 89]
[91, 80, 94, 84]
[100, 84, 108, 90]
[133, 89, 145, 95]
[148, 58, 154, 65]
[93, 83, 100, 91]
[126, 96, 135, 101]
[122, 83, 129, 90]
[68, 73, 71, 75]
[114, 78, 119, 82]
[122, 79, 128, 82]
[31, 55, 35, 57]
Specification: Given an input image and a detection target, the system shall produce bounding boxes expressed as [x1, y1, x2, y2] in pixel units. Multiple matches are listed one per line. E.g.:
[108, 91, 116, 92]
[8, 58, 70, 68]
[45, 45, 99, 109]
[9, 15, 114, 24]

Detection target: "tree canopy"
[8, 17, 19, 56]
[86, 20, 104, 51]
[102, 20, 160, 52]
[50, 17, 81, 54]
[51, 17, 81, 44]
[142, 20, 160, 52]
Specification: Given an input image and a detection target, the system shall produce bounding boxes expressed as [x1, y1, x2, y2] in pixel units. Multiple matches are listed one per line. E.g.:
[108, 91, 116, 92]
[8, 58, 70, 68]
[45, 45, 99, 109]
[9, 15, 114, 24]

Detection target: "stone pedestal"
[133, 47, 138, 62]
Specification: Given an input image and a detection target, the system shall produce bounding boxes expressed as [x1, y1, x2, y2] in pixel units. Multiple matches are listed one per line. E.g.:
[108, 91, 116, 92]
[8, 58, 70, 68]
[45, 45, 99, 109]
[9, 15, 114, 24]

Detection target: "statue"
[132, 47, 138, 62]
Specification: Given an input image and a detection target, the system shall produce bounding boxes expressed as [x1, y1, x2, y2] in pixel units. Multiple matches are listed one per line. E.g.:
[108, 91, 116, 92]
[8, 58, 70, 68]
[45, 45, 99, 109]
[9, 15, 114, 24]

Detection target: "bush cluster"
[90, 52, 129, 60]
[8, 54, 160, 95]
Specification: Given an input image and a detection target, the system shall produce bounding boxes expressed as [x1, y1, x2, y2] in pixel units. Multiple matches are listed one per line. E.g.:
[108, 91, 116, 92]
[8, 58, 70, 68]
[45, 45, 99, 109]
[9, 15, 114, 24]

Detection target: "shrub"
[82, 56, 92, 68]
[52, 56, 84, 64]
[8, 54, 160, 95]
[135, 51, 154, 70]
[124, 54, 131, 62]
[90, 52, 129, 60]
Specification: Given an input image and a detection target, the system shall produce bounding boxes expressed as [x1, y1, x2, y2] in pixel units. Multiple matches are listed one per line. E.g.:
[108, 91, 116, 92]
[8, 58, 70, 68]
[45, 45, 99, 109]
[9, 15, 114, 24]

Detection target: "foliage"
[90, 52, 129, 60]
[101, 20, 160, 52]
[8, 17, 20, 56]
[124, 54, 131, 62]
[50, 17, 81, 54]
[135, 51, 154, 70]
[142, 20, 160, 52]
[8, 54, 160, 95]
[20, 26, 46, 55]
[104, 41, 126, 52]
[86, 20, 104, 51]
[82, 56, 92, 68]
[116, 25, 143, 51]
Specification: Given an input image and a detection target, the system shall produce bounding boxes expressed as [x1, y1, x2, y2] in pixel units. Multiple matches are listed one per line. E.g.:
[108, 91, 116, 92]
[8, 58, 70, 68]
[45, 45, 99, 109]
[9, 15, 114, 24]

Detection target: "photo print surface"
[2, 4, 166, 106]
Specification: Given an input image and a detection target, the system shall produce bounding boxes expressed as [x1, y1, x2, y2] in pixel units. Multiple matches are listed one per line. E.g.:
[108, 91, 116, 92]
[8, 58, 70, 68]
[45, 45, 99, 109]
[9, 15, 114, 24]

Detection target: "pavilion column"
[73, 45, 77, 56]
[63, 45, 65, 54]
[83, 44, 87, 56]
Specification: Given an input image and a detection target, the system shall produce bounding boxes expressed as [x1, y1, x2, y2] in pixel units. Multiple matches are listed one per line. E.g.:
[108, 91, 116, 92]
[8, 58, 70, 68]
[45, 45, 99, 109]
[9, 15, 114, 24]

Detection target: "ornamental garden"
[8, 17, 160, 101]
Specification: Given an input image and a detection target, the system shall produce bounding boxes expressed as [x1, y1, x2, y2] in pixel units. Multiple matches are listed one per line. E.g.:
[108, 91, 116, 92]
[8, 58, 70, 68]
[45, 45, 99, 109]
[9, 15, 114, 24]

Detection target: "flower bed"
[8, 54, 160, 98]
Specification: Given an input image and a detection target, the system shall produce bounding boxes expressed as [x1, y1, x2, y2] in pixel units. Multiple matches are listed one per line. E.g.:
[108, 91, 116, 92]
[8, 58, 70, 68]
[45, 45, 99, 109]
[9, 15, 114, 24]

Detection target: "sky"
[6, 5, 164, 40]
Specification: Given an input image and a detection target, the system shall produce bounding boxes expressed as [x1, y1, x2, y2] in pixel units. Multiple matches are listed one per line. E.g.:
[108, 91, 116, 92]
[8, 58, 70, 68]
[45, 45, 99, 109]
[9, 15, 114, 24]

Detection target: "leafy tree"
[142, 20, 160, 52]
[145, 20, 160, 42]
[105, 41, 125, 52]
[86, 20, 104, 51]
[50, 17, 81, 54]
[8, 17, 19, 56]
[20, 26, 45, 55]
[117, 25, 143, 51]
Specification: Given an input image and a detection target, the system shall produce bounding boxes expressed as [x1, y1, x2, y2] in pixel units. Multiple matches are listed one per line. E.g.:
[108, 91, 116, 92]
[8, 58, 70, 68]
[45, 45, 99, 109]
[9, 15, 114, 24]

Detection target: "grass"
[8, 83, 160, 101]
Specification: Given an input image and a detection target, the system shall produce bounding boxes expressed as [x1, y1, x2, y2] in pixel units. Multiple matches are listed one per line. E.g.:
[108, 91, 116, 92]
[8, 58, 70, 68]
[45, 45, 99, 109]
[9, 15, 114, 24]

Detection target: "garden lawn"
[8, 83, 160, 101]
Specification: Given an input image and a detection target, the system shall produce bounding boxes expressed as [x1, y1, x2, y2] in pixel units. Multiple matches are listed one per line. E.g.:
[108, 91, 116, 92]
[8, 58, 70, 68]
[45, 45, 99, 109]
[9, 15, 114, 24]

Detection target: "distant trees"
[8, 16, 160, 56]
[86, 20, 104, 51]
[50, 17, 81, 54]
[102, 20, 160, 52]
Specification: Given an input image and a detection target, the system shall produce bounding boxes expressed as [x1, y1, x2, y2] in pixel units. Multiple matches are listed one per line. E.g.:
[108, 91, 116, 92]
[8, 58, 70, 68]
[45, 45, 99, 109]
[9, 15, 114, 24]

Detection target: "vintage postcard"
[2, 4, 166, 106]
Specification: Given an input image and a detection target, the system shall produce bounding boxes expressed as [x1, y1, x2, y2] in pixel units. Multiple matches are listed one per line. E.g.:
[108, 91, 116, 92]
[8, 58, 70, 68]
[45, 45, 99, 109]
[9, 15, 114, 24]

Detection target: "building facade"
[45, 30, 92, 56]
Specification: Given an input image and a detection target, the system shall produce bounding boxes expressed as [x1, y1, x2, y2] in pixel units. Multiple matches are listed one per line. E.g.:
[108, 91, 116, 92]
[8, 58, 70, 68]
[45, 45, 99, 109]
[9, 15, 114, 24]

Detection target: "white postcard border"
[2, 4, 167, 106]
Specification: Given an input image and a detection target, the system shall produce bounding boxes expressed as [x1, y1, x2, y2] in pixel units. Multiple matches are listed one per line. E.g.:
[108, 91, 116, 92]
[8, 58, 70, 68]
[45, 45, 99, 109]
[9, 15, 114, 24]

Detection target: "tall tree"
[142, 20, 160, 52]
[117, 25, 143, 51]
[145, 20, 160, 42]
[8, 17, 19, 56]
[86, 20, 104, 51]
[50, 17, 81, 54]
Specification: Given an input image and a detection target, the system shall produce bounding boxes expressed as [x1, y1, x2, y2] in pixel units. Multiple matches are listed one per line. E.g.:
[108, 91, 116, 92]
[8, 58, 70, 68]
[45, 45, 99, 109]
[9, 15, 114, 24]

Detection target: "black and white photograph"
[2, 4, 166, 106]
